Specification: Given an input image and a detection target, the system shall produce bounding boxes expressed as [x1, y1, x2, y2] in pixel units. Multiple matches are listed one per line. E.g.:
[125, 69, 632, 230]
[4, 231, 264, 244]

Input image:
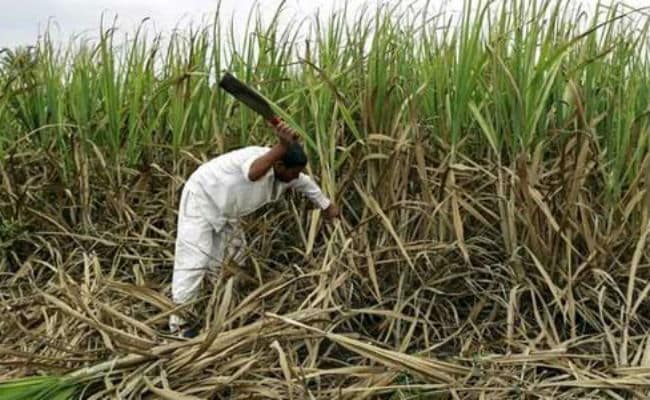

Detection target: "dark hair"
[282, 142, 307, 168]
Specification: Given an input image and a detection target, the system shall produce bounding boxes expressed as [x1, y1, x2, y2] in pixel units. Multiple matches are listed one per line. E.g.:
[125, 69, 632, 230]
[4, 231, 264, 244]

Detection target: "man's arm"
[246, 143, 287, 181]
[290, 174, 340, 218]
[246, 121, 299, 182]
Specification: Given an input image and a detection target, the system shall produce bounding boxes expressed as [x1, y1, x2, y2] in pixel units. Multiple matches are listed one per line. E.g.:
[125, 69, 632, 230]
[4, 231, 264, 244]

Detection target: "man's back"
[186, 146, 285, 219]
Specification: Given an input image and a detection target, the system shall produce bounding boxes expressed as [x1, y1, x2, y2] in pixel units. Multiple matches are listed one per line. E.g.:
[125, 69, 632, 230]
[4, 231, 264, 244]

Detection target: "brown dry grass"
[2, 129, 650, 398]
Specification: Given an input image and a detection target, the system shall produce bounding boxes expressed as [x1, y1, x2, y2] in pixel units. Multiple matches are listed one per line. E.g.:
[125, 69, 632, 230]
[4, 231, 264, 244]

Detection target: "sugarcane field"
[2, 0, 650, 398]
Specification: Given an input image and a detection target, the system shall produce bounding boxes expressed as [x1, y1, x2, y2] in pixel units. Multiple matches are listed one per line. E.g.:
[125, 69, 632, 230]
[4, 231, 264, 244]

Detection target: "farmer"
[170, 121, 340, 337]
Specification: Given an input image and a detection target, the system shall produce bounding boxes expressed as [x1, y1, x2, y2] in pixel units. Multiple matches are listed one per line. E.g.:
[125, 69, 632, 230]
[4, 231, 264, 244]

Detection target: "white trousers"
[170, 183, 245, 331]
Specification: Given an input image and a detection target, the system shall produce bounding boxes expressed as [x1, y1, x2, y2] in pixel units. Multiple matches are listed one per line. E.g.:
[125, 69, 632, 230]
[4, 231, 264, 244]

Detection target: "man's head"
[273, 141, 307, 182]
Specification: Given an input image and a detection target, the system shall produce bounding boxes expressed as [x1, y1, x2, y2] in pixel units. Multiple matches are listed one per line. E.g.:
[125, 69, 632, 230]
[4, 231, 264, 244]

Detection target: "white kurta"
[170, 146, 331, 330]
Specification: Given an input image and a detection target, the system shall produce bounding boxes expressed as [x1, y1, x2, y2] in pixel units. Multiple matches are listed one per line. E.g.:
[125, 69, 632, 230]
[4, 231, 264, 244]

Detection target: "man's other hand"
[324, 204, 340, 219]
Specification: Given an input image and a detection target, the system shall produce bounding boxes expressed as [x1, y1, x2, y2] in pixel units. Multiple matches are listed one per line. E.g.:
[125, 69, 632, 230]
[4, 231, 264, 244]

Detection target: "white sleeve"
[290, 173, 331, 210]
